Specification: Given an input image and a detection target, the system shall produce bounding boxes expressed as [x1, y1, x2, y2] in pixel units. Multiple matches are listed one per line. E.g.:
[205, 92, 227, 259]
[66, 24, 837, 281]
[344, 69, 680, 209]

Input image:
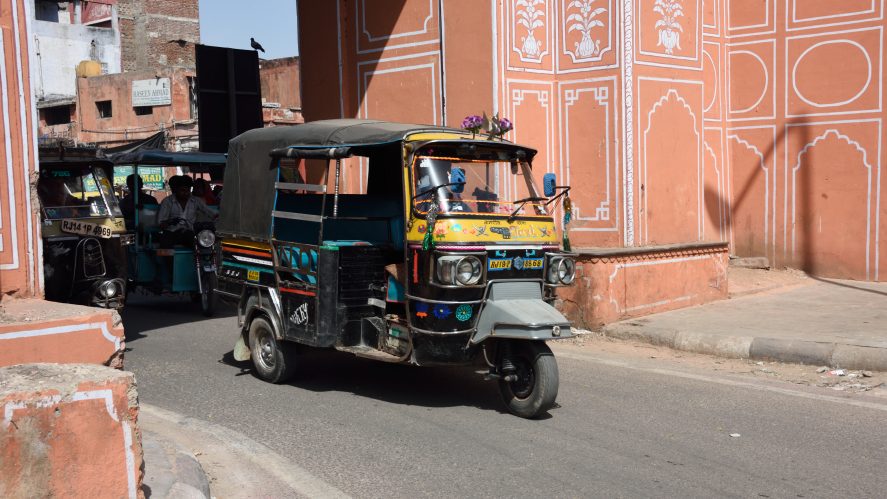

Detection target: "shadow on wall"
[705, 123, 820, 275]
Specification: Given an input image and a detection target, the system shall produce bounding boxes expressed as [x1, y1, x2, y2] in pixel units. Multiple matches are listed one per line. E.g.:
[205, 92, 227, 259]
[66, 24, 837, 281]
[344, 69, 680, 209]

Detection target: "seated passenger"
[157, 175, 217, 247]
[121, 174, 159, 222]
[37, 176, 81, 207]
[193, 178, 219, 206]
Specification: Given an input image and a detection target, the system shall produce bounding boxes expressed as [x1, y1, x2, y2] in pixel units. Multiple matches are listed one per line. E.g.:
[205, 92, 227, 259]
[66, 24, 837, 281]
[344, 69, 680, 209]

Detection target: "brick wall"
[118, 0, 200, 72]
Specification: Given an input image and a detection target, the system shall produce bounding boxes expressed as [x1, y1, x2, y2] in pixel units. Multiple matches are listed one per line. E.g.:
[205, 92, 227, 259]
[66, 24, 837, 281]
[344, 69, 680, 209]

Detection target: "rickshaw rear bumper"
[470, 298, 572, 344]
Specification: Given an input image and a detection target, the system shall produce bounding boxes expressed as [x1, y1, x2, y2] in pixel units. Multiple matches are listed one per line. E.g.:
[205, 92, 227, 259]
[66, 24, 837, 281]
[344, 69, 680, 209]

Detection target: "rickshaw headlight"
[99, 280, 119, 298]
[546, 256, 576, 285]
[436, 255, 483, 286]
[197, 229, 215, 248]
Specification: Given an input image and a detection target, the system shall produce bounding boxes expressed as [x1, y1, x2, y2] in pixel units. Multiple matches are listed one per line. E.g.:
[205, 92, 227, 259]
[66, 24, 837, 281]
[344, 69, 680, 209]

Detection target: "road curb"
[142, 430, 211, 499]
[602, 323, 887, 371]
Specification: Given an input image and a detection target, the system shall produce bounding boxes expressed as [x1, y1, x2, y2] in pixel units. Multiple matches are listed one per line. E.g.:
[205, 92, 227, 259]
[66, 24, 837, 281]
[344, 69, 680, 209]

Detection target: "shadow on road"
[121, 294, 236, 344]
[219, 347, 550, 418]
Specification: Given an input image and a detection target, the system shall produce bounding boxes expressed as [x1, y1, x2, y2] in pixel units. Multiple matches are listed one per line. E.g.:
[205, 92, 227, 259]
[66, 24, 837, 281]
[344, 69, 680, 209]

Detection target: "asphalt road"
[122, 296, 887, 498]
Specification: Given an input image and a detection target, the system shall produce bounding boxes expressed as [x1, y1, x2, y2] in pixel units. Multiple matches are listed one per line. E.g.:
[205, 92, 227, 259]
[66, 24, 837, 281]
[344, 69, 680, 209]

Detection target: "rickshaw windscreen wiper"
[507, 196, 547, 222]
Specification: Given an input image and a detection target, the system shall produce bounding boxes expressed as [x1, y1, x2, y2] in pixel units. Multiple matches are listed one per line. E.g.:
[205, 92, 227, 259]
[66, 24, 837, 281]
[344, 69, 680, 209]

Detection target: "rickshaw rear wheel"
[497, 341, 559, 419]
[249, 316, 297, 383]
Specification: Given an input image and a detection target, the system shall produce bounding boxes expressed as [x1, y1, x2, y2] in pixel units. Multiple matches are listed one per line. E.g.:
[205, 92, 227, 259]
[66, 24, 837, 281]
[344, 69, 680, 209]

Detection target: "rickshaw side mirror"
[543, 173, 557, 197]
[450, 167, 465, 193]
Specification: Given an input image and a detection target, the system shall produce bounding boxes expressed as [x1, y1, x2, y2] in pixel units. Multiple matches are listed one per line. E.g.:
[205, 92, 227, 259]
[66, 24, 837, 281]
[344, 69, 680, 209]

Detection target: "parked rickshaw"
[111, 150, 226, 316]
[216, 119, 576, 418]
[37, 147, 131, 308]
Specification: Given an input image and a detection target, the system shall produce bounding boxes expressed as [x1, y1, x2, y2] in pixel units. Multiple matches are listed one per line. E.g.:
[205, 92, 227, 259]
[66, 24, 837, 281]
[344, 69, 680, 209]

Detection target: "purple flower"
[497, 117, 513, 133]
[462, 115, 483, 132]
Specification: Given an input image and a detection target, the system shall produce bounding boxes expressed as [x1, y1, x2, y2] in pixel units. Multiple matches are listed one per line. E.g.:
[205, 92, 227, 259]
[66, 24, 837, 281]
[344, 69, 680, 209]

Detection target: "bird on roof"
[250, 37, 265, 53]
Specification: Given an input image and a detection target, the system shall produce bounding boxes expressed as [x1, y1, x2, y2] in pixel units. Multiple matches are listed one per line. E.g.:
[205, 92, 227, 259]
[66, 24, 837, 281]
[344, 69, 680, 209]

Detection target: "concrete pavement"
[602, 269, 887, 370]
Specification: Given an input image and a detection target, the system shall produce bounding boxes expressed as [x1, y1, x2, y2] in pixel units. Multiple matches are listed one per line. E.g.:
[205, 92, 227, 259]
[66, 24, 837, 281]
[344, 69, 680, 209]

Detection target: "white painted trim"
[785, 27, 883, 118]
[0, 30, 20, 270]
[607, 254, 717, 314]
[638, 84, 704, 244]
[491, 0, 499, 116]
[702, 0, 720, 35]
[356, 0, 437, 54]
[558, 78, 620, 232]
[702, 44, 719, 114]
[787, 0, 882, 31]
[786, 124, 882, 280]
[0, 321, 121, 350]
[359, 62, 440, 125]
[12, 0, 35, 290]
[622, 0, 634, 245]
[439, 0, 447, 125]
[24, 0, 43, 293]
[726, 0, 776, 37]
[793, 40, 871, 108]
[509, 0, 552, 66]
[727, 134, 770, 258]
[726, 38, 776, 122]
[560, 0, 614, 64]
[123, 421, 137, 499]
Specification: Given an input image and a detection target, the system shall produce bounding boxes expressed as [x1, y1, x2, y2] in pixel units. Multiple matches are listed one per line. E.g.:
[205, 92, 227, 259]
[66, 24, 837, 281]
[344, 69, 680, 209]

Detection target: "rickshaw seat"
[274, 194, 404, 249]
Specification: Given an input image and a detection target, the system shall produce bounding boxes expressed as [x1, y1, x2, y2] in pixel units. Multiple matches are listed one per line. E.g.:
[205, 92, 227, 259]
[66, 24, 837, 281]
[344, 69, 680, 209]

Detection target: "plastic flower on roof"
[497, 117, 513, 134]
[462, 115, 483, 133]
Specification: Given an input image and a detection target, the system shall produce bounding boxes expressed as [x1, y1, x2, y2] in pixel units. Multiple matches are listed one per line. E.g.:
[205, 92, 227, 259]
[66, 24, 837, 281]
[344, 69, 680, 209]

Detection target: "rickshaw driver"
[157, 175, 217, 247]
[415, 158, 472, 213]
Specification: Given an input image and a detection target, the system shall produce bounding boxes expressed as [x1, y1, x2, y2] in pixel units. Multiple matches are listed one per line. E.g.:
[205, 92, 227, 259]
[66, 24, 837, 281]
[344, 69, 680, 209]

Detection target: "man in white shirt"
[157, 175, 217, 247]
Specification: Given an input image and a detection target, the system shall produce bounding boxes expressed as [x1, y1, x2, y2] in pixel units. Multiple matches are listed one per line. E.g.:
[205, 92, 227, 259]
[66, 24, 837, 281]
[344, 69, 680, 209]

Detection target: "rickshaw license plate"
[61, 219, 113, 238]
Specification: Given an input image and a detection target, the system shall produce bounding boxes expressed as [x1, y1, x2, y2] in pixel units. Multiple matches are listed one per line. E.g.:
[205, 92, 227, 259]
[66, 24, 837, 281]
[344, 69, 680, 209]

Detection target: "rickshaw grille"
[79, 238, 107, 278]
[338, 247, 388, 319]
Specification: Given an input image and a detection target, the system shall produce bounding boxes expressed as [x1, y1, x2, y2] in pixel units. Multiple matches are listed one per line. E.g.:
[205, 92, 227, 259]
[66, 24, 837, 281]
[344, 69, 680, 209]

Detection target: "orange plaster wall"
[0, 0, 41, 298]
[707, 0, 887, 281]
[0, 310, 125, 369]
[557, 245, 729, 328]
[0, 364, 143, 499]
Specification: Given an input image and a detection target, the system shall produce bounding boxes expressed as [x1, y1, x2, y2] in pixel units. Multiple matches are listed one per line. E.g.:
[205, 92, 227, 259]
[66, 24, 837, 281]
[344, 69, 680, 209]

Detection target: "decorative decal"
[516, 0, 546, 59]
[655, 0, 684, 55]
[289, 302, 308, 325]
[455, 304, 473, 322]
[433, 304, 452, 319]
[474, 225, 487, 236]
[451, 223, 463, 232]
[566, 0, 607, 58]
[490, 227, 512, 239]
[415, 302, 429, 318]
[247, 270, 260, 281]
[513, 256, 525, 270]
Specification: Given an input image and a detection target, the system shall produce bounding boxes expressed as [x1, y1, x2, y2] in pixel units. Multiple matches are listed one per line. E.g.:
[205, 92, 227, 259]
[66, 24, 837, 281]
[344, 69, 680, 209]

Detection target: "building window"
[96, 100, 112, 118]
[43, 105, 72, 126]
[134, 106, 153, 116]
[188, 76, 198, 120]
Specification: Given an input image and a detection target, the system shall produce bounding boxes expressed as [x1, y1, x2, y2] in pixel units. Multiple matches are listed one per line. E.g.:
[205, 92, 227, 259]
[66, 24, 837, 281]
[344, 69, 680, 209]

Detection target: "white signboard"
[132, 78, 171, 107]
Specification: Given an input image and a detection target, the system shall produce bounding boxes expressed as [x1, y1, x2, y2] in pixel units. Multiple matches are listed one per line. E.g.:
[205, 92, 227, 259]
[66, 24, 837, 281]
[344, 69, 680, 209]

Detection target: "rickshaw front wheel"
[498, 341, 559, 419]
[249, 317, 297, 383]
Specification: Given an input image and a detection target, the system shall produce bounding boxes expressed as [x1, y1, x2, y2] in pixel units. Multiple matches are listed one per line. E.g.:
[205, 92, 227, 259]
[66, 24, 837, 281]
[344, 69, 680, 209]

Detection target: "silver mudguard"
[470, 281, 573, 344]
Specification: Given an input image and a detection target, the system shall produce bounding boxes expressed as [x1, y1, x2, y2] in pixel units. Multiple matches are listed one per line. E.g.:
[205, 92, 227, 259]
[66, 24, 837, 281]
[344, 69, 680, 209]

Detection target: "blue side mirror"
[543, 173, 556, 197]
[450, 167, 465, 193]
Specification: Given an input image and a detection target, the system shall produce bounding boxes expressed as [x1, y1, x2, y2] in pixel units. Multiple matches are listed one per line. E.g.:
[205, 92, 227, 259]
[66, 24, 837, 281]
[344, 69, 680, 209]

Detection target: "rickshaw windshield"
[412, 156, 547, 217]
[38, 166, 123, 219]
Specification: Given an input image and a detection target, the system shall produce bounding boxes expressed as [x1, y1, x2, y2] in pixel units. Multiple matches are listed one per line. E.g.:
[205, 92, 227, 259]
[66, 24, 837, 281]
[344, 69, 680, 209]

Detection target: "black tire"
[200, 273, 217, 317]
[498, 341, 559, 419]
[249, 316, 297, 383]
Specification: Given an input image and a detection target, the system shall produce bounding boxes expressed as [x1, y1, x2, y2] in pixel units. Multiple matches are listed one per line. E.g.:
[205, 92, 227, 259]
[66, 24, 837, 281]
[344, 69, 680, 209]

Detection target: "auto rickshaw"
[111, 150, 226, 316]
[37, 146, 131, 308]
[216, 119, 577, 418]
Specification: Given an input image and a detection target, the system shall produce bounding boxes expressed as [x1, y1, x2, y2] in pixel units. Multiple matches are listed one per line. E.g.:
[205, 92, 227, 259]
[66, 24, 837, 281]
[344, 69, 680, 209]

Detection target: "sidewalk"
[601, 268, 887, 371]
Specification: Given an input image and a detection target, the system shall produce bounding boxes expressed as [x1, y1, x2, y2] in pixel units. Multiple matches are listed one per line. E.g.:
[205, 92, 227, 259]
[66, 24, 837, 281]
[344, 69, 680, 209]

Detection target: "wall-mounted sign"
[132, 78, 171, 107]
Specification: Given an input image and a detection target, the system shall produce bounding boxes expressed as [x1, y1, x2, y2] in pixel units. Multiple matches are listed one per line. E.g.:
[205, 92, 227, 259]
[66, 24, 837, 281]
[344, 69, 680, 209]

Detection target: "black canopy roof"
[218, 119, 537, 240]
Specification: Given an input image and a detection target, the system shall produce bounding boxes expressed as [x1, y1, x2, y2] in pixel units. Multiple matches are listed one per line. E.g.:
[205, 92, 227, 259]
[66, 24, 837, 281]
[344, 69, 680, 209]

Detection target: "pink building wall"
[0, 0, 41, 298]
[297, 0, 887, 325]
